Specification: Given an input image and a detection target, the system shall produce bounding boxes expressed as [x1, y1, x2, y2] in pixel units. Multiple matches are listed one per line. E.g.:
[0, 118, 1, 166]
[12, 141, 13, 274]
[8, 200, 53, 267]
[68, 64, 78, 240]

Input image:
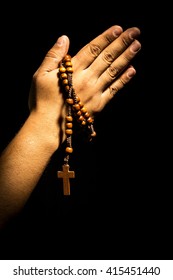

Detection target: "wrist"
[28, 110, 65, 153]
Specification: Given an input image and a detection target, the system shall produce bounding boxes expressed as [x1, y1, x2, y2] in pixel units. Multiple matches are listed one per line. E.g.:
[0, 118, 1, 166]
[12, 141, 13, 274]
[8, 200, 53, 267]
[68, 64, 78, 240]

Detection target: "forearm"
[0, 111, 61, 228]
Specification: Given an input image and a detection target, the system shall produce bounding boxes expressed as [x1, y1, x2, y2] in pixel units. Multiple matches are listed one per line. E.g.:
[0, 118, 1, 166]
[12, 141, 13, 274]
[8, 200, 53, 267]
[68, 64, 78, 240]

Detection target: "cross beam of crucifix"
[57, 164, 75, 195]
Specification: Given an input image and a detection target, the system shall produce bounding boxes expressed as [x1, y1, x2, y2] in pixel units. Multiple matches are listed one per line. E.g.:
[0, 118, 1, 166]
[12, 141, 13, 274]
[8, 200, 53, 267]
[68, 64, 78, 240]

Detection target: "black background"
[0, 3, 170, 260]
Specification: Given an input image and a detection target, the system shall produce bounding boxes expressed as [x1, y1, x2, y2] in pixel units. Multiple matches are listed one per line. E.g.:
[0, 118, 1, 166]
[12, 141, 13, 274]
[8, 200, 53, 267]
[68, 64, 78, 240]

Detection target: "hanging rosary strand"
[57, 54, 96, 195]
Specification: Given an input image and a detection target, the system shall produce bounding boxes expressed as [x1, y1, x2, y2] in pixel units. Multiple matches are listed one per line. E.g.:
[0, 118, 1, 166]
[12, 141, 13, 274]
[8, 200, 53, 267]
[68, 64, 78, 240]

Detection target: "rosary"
[57, 54, 96, 195]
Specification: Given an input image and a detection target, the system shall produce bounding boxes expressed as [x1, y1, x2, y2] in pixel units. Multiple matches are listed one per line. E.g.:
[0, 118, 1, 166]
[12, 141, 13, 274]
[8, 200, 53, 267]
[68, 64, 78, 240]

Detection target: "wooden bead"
[81, 120, 87, 125]
[60, 73, 67, 79]
[65, 147, 73, 153]
[66, 98, 74, 104]
[78, 115, 85, 122]
[65, 129, 73, 135]
[81, 106, 87, 113]
[73, 104, 80, 110]
[65, 85, 70, 91]
[65, 61, 72, 67]
[78, 101, 83, 108]
[59, 66, 66, 73]
[64, 54, 71, 61]
[76, 110, 82, 116]
[66, 67, 73, 73]
[75, 96, 80, 102]
[62, 79, 68, 85]
[66, 122, 73, 128]
[87, 116, 94, 123]
[84, 112, 90, 118]
[66, 116, 73, 122]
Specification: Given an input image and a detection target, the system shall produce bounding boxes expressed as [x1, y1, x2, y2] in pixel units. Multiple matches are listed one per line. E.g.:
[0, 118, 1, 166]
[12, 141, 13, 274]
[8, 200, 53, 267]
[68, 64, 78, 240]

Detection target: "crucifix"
[57, 164, 75, 195]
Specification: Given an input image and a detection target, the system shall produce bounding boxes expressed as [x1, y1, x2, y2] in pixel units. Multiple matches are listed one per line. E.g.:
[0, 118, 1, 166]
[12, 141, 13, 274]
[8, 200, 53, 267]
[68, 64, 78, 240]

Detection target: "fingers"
[89, 27, 141, 77]
[98, 39, 141, 91]
[72, 26, 140, 73]
[72, 25, 123, 70]
[37, 35, 70, 74]
[100, 66, 136, 108]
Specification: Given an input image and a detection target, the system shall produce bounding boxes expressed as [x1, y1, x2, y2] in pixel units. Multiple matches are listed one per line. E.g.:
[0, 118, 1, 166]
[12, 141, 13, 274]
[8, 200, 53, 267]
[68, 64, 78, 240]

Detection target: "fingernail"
[113, 26, 123, 38]
[129, 28, 140, 39]
[127, 68, 136, 78]
[130, 41, 141, 52]
[56, 35, 66, 46]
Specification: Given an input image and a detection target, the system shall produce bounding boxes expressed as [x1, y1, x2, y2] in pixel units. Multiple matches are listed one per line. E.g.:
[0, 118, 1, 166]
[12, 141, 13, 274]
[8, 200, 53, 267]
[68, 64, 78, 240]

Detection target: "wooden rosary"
[57, 54, 96, 195]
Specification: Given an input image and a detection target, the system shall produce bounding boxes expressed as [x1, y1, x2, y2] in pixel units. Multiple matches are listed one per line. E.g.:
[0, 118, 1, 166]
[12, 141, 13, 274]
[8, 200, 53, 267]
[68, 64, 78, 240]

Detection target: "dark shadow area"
[0, 3, 171, 260]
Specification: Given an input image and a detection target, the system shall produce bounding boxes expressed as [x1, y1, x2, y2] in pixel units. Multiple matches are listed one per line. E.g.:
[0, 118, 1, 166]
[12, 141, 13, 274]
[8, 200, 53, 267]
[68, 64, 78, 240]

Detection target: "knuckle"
[103, 51, 114, 64]
[119, 78, 126, 86]
[107, 65, 120, 78]
[109, 85, 119, 96]
[89, 43, 101, 57]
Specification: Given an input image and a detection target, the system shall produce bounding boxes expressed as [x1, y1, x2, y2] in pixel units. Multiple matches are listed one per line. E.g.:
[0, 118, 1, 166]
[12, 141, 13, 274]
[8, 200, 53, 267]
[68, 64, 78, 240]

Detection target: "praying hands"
[0, 25, 141, 229]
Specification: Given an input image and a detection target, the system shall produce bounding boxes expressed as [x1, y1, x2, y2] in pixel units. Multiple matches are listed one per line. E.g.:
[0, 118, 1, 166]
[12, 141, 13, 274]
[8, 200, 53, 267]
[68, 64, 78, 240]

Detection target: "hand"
[28, 25, 141, 144]
[28, 35, 70, 120]
[72, 25, 141, 114]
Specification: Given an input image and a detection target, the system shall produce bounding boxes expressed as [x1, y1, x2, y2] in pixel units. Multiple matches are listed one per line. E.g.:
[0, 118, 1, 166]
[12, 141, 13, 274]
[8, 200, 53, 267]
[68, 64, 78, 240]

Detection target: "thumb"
[39, 35, 70, 72]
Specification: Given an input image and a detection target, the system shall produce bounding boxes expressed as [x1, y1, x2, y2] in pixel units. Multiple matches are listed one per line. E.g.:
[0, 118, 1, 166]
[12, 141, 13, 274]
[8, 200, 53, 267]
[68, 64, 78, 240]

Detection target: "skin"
[0, 25, 141, 228]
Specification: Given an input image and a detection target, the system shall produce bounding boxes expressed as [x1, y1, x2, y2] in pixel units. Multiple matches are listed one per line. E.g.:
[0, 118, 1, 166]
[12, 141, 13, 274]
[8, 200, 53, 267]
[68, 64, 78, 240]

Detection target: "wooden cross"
[57, 164, 75, 195]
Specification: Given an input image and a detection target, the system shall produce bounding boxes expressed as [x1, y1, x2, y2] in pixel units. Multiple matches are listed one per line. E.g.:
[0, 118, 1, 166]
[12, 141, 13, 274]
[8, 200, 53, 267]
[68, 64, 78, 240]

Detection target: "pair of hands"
[28, 25, 141, 145]
[0, 25, 141, 228]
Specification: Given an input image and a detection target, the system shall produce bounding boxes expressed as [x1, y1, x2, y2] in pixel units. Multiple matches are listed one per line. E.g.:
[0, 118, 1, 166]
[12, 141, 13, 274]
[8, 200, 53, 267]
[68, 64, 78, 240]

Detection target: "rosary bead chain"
[58, 54, 97, 195]
[59, 54, 96, 141]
